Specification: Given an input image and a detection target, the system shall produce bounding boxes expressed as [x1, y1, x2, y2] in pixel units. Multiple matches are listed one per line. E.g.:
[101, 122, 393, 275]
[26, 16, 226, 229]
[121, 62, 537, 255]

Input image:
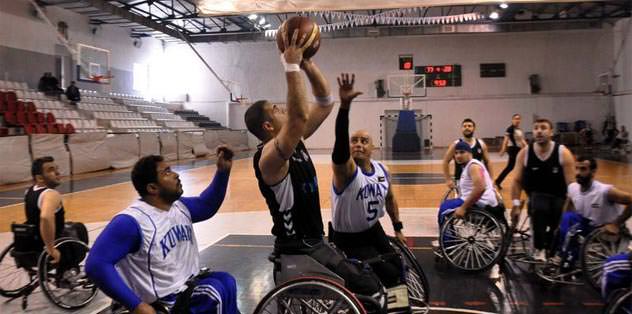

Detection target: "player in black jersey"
[442, 118, 493, 189]
[25, 156, 88, 275]
[245, 30, 382, 298]
[510, 118, 575, 261]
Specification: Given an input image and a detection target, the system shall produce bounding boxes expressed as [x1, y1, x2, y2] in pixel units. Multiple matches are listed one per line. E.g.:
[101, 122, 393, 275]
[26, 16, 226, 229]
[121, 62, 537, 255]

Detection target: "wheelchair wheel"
[581, 228, 631, 291]
[0, 243, 38, 298]
[37, 237, 98, 309]
[604, 289, 632, 314]
[439, 209, 506, 272]
[388, 237, 429, 307]
[253, 276, 366, 314]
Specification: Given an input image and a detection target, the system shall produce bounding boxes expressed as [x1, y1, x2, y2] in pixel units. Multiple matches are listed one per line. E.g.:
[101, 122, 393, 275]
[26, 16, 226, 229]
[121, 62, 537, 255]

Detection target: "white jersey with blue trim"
[459, 159, 498, 207]
[568, 180, 624, 226]
[115, 199, 200, 304]
[331, 160, 390, 233]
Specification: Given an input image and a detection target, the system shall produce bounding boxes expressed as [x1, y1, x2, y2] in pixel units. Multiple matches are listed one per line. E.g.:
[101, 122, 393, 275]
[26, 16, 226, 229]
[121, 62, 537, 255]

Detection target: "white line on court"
[428, 307, 498, 314]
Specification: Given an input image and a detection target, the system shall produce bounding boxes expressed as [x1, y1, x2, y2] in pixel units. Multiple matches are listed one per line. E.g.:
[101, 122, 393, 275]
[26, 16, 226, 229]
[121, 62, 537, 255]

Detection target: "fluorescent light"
[499, 3, 509, 9]
[258, 17, 266, 25]
[489, 11, 500, 19]
[248, 14, 257, 20]
[263, 23, 271, 28]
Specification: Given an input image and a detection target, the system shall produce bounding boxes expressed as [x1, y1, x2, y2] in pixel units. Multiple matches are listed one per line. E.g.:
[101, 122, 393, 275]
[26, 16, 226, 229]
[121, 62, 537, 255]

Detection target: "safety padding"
[217, 129, 249, 151]
[67, 132, 111, 175]
[192, 133, 209, 157]
[159, 133, 178, 161]
[30, 134, 71, 176]
[139, 133, 160, 156]
[106, 133, 140, 169]
[203, 130, 221, 154]
[0, 135, 31, 184]
[176, 132, 195, 160]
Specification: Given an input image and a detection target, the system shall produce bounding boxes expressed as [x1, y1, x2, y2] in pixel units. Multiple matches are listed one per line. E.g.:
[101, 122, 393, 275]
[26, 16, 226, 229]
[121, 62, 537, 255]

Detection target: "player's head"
[132, 155, 183, 204]
[454, 140, 473, 165]
[575, 155, 597, 187]
[533, 118, 554, 144]
[350, 130, 374, 162]
[244, 100, 287, 142]
[511, 114, 521, 127]
[461, 118, 476, 138]
[31, 156, 60, 188]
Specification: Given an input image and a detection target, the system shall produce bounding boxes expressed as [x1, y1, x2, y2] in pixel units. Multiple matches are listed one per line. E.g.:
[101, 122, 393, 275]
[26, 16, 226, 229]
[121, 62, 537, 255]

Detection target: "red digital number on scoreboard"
[424, 66, 434, 73]
[433, 79, 448, 87]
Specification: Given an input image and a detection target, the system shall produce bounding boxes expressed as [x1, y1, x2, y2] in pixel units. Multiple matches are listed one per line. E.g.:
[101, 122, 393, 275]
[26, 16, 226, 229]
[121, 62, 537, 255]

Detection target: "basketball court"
[2, 0, 632, 313]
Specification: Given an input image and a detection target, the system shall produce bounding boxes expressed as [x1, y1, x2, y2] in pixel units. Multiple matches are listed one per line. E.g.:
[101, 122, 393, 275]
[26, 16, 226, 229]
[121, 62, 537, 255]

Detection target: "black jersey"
[522, 142, 567, 198]
[24, 185, 65, 246]
[253, 141, 324, 239]
[454, 138, 485, 180]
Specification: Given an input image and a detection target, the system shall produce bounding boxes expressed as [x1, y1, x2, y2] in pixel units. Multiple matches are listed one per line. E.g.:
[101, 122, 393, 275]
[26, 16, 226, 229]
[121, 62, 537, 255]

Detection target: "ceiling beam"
[83, 0, 188, 40]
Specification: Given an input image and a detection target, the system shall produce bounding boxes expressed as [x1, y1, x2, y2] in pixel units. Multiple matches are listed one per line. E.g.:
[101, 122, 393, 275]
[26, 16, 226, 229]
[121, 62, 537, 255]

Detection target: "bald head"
[350, 129, 374, 161]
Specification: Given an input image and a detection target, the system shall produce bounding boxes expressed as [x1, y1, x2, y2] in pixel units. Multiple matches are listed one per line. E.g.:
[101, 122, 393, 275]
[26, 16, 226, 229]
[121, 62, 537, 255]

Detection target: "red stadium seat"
[46, 112, 56, 123]
[65, 123, 75, 134]
[35, 124, 46, 134]
[36, 112, 45, 123]
[16, 111, 27, 125]
[23, 124, 35, 135]
[0, 101, 6, 113]
[54, 123, 63, 133]
[4, 111, 17, 125]
[6, 92, 17, 102]
[46, 123, 57, 134]
[27, 112, 37, 124]
[0, 127, 8, 137]
[16, 101, 25, 112]
[0, 91, 5, 103]
[26, 102, 36, 112]
[6, 101, 16, 112]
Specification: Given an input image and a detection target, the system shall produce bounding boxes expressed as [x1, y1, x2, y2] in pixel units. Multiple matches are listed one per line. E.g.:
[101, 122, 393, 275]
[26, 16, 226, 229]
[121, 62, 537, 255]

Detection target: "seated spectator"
[65, 81, 81, 103]
[579, 122, 595, 145]
[38, 72, 64, 97]
[613, 125, 629, 153]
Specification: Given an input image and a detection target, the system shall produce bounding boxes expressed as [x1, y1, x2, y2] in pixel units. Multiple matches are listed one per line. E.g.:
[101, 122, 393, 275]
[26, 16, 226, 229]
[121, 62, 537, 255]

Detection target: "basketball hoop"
[400, 85, 413, 110]
[89, 71, 113, 84]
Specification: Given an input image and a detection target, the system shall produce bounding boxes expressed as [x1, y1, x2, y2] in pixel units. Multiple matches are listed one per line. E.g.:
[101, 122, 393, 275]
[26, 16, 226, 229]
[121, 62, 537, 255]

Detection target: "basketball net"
[90, 71, 113, 84]
[400, 85, 412, 110]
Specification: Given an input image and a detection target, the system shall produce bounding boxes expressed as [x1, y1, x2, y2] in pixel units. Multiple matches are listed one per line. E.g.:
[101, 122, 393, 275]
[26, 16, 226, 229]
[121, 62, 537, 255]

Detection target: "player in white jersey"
[437, 140, 503, 277]
[329, 73, 406, 288]
[86, 147, 239, 314]
[556, 155, 631, 273]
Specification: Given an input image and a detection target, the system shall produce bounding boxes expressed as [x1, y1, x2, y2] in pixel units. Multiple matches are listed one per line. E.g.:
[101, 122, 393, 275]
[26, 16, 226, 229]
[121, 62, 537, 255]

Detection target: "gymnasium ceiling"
[38, 1, 632, 43]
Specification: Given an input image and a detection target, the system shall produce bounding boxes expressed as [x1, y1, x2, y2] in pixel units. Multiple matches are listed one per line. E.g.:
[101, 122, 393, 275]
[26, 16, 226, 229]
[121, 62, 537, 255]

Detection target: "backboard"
[77, 44, 112, 84]
[386, 74, 426, 98]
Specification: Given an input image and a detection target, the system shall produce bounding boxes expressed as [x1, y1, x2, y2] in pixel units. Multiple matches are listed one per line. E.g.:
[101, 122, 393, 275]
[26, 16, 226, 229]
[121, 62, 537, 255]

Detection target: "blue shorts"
[557, 212, 594, 268]
[161, 271, 239, 314]
[438, 198, 464, 227]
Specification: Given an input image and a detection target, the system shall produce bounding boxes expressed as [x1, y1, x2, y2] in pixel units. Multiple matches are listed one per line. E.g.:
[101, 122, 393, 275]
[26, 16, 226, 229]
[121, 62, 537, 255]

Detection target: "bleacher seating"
[147, 112, 184, 121]
[92, 112, 144, 120]
[175, 109, 224, 129]
[0, 80, 29, 91]
[78, 103, 129, 112]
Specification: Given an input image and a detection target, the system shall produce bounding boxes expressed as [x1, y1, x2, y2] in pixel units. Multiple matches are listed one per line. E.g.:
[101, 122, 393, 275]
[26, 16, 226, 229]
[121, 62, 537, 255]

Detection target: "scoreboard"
[414, 64, 462, 87]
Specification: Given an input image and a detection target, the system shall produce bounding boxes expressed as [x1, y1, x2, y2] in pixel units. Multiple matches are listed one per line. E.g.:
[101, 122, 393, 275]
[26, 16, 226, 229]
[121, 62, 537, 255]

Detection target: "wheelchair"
[255, 236, 430, 314]
[604, 288, 632, 314]
[532, 225, 631, 289]
[436, 187, 510, 272]
[0, 223, 97, 310]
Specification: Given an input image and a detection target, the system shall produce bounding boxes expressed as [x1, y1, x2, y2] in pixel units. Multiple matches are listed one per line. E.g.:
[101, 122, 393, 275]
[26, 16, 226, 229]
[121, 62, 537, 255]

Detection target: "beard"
[463, 131, 474, 139]
[576, 174, 592, 188]
[159, 187, 183, 204]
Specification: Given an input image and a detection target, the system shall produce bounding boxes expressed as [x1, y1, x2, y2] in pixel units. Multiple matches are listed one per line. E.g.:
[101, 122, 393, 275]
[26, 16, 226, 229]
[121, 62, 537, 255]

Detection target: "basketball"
[276, 16, 321, 59]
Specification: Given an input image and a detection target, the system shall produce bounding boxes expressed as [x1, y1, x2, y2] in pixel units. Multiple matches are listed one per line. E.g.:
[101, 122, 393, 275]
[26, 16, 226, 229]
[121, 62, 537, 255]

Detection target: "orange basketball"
[276, 16, 321, 59]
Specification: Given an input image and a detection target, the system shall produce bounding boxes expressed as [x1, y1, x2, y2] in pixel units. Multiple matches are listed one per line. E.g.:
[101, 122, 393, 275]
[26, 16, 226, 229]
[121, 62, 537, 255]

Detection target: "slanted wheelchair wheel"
[37, 237, 98, 310]
[388, 237, 429, 306]
[253, 276, 366, 314]
[439, 209, 506, 272]
[604, 289, 632, 314]
[581, 228, 631, 291]
[0, 243, 38, 298]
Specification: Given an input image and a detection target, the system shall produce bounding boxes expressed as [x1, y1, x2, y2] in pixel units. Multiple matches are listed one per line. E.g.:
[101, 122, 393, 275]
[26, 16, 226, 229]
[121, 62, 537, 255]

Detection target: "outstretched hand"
[337, 73, 362, 108]
[216, 145, 234, 172]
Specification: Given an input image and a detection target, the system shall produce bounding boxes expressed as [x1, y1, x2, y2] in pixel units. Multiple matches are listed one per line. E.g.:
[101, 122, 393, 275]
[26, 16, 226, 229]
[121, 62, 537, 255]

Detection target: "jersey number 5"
[367, 201, 379, 221]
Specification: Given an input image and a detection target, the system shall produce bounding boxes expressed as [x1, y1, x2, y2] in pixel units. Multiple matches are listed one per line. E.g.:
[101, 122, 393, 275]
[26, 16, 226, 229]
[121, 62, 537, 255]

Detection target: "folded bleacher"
[174, 109, 224, 129]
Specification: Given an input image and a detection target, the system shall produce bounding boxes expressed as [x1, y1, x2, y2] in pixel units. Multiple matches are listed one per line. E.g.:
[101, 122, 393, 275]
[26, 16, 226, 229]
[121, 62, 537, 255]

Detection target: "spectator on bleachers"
[579, 122, 595, 146]
[37, 72, 63, 97]
[613, 125, 629, 152]
[65, 81, 81, 104]
[602, 115, 617, 145]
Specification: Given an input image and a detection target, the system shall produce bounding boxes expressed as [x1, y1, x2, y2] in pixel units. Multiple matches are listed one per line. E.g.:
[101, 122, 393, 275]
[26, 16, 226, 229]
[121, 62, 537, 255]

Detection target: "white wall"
[0, 0, 163, 93]
[169, 27, 614, 147]
[614, 18, 632, 131]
